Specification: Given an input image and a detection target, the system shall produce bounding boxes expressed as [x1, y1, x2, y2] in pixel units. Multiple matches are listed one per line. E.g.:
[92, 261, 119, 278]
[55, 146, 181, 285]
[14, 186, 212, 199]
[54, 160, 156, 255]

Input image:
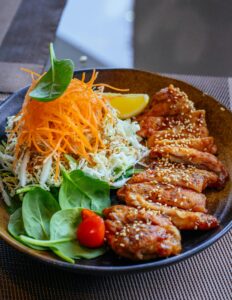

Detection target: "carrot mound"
[9, 71, 114, 180]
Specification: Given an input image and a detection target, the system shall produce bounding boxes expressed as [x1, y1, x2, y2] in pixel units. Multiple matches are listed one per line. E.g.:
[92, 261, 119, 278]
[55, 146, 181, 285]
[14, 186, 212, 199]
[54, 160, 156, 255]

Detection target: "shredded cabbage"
[0, 103, 148, 197]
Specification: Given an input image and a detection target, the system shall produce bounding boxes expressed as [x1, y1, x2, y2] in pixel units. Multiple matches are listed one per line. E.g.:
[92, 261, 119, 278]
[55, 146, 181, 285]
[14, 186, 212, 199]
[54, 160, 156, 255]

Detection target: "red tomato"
[81, 208, 97, 220]
[77, 210, 105, 248]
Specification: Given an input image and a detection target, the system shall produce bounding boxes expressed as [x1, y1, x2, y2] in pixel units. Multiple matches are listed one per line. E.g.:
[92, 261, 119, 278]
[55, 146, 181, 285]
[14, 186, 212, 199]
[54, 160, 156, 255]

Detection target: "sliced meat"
[104, 205, 181, 260]
[147, 137, 217, 154]
[137, 85, 195, 120]
[117, 182, 207, 212]
[145, 128, 205, 140]
[138, 110, 208, 139]
[150, 146, 228, 186]
[137, 116, 164, 138]
[124, 193, 219, 231]
[127, 163, 219, 192]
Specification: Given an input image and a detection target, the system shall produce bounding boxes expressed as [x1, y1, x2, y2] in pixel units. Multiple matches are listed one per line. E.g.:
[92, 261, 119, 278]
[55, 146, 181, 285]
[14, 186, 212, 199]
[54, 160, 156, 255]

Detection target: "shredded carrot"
[20, 68, 41, 81]
[93, 83, 129, 92]
[9, 70, 125, 181]
[20, 68, 41, 77]
[81, 72, 86, 82]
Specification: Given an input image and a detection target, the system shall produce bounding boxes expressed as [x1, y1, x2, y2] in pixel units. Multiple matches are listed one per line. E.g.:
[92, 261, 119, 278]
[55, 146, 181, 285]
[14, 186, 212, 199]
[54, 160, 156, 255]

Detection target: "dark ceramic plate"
[0, 69, 232, 274]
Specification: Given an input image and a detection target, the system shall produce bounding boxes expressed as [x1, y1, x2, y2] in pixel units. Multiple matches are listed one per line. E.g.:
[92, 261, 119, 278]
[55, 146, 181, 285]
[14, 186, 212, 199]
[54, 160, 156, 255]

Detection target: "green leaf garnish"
[22, 187, 60, 240]
[59, 169, 110, 212]
[29, 43, 74, 102]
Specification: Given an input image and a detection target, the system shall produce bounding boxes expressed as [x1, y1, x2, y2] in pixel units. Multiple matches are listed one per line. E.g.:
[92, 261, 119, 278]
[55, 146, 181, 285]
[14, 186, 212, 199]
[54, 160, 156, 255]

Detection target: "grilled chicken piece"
[127, 163, 219, 192]
[104, 205, 181, 260]
[124, 193, 219, 230]
[137, 85, 195, 120]
[147, 137, 217, 154]
[117, 182, 207, 212]
[138, 110, 208, 139]
[144, 128, 206, 141]
[150, 146, 228, 185]
[137, 116, 164, 137]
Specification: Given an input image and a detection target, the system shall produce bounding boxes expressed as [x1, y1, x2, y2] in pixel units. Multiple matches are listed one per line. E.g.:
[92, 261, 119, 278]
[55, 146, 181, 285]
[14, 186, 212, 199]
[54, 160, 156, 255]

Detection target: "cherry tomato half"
[81, 208, 97, 220]
[77, 210, 105, 248]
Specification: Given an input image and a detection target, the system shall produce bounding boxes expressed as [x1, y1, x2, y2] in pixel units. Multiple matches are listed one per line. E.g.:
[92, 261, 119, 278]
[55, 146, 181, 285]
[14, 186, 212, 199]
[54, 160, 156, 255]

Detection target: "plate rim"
[0, 216, 231, 274]
[0, 68, 231, 274]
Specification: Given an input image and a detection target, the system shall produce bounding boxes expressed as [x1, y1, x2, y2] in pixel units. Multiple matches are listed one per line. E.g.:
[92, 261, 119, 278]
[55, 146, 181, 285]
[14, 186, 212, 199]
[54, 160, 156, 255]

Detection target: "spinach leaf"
[8, 208, 46, 250]
[19, 235, 72, 247]
[50, 208, 105, 262]
[16, 185, 40, 194]
[5, 195, 22, 214]
[22, 187, 60, 240]
[8, 208, 25, 239]
[50, 208, 82, 240]
[49, 186, 60, 201]
[51, 241, 105, 263]
[20, 208, 105, 263]
[20, 208, 81, 244]
[29, 43, 74, 102]
[51, 248, 75, 264]
[59, 170, 110, 212]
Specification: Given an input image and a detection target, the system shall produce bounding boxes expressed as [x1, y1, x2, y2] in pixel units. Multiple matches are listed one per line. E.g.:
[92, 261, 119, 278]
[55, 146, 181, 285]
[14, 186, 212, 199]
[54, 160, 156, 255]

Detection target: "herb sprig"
[29, 43, 74, 102]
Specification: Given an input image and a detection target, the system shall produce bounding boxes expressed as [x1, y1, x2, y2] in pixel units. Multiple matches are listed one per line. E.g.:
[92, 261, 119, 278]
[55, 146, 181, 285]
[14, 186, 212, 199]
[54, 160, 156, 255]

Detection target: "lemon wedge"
[103, 93, 149, 119]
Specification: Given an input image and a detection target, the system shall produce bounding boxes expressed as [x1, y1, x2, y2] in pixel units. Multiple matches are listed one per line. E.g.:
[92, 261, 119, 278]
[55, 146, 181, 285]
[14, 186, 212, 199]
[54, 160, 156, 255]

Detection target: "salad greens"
[7, 170, 109, 263]
[59, 170, 110, 211]
[8, 207, 46, 250]
[50, 208, 82, 240]
[29, 43, 74, 102]
[22, 188, 60, 240]
[50, 208, 105, 262]
[51, 240, 105, 263]
[8, 208, 26, 239]
[19, 205, 105, 263]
